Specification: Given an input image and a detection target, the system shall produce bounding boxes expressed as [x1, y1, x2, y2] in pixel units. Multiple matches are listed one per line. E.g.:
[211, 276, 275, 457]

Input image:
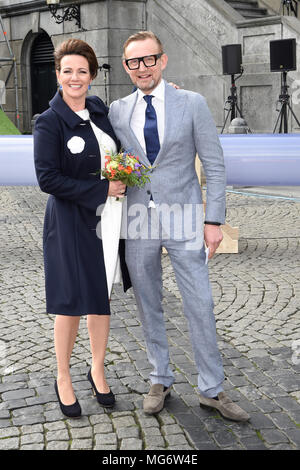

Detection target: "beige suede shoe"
[143, 384, 172, 414]
[199, 391, 250, 422]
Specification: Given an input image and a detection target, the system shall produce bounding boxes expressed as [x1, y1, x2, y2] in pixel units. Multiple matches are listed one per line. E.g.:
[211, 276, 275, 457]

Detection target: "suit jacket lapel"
[153, 82, 187, 167]
[122, 92, 148, 164]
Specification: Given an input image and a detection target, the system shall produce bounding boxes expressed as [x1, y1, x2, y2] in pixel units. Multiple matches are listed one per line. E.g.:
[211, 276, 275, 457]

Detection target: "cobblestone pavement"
[0, 186, 300, 451]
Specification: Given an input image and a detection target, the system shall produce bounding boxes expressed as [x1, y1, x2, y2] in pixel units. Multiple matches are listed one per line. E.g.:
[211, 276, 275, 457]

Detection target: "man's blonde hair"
[123, 31, 164, 58]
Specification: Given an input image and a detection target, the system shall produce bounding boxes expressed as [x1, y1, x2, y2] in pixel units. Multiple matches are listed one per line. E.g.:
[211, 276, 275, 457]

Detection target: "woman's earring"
[58, 84, 62, 90]
[88, 84, 91, 90]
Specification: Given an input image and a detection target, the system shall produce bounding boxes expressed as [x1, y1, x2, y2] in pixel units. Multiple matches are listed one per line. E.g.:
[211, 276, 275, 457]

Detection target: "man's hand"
[204, 224, 223, 259]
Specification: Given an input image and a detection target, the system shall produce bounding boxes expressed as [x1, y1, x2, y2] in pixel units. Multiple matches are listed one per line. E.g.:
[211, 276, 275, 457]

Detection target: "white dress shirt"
[130, 79, 165, 154]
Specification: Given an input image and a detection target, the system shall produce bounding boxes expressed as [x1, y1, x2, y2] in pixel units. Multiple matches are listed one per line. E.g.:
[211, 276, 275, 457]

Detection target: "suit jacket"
[108, 81, 226, 243]
[34, 91, 130, 316]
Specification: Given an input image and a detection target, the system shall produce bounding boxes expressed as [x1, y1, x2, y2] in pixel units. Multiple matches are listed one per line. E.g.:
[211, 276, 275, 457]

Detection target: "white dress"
[76, 109, 122, 297]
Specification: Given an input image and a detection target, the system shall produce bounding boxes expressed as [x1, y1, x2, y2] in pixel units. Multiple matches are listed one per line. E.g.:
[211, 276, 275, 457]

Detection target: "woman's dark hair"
[54, 39, 98, 79]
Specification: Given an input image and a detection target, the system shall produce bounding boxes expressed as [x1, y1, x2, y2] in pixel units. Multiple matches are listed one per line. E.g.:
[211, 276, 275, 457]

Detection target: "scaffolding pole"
[0, 13, 20, 129]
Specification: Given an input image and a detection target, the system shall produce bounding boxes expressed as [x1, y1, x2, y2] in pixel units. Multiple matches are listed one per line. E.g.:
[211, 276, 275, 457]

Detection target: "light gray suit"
[109, 81, 226, 398]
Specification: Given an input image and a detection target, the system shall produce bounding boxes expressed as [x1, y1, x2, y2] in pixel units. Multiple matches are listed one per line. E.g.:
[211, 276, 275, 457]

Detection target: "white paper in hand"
[205, 246, 210, 265]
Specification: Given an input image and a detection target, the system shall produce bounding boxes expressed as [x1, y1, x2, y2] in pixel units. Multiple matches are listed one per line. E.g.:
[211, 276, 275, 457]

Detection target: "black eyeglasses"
[125, 53, 163, 70]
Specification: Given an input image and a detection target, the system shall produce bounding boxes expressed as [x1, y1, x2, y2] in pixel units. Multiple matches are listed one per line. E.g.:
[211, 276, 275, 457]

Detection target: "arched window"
[30, 32, 57, 116]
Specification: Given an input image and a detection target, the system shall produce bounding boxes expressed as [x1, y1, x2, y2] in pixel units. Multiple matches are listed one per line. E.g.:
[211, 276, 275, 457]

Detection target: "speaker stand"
[279, 0, 298, 17]
[221, 73, 251, 133]
[99, 63, 111, 105]
[273, 71, 300, 133]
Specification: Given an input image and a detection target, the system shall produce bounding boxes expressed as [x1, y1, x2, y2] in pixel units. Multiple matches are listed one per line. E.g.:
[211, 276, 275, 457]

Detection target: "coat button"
[147, 190, 151, 195]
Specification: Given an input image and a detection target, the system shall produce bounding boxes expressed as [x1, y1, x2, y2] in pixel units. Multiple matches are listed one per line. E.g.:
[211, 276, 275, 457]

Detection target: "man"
[109, 31, 249, 422]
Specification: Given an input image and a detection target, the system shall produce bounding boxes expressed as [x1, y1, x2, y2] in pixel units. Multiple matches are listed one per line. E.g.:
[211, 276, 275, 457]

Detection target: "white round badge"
[67, 136, 85, 154]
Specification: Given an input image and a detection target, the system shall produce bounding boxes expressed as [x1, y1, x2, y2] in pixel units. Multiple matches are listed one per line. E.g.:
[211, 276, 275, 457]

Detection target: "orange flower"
[118, 164, 125, 171]
[110, 169, 116, 178]
[105, 155, 111, 161]
[125, 166, 132, 174]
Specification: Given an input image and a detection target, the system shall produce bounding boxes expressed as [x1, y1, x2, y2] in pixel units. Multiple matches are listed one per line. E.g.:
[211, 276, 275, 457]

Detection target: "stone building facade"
[1, 0, 300, 134]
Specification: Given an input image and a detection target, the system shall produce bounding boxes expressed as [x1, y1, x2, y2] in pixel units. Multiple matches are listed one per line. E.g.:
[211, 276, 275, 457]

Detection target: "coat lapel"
[49, 91, 120, 149]
[86, 97, 119, 148]
[50, 91, 82, 128]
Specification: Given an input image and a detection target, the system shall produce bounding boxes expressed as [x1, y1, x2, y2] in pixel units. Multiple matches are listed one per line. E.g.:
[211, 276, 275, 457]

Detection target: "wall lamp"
[46, 0, 81, 28]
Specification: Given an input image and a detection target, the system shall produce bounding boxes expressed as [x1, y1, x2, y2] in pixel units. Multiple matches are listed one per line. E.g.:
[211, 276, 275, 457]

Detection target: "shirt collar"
[136, 79, 165, 104]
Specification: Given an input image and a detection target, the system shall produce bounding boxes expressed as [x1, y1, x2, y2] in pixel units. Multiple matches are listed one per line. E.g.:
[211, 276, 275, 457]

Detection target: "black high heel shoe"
[54, 380, 82, 418]
[87, 368, 115, 408]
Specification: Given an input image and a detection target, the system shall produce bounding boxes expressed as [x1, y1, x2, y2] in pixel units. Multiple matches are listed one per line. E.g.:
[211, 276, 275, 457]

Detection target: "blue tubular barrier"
[220, 134, 300, 186]
[0, 133, 300, 186]
[0, 135, 36, 185]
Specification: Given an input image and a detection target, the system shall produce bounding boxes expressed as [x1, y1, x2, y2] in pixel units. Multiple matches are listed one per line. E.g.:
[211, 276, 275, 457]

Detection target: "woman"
[34, 39, 130, 418]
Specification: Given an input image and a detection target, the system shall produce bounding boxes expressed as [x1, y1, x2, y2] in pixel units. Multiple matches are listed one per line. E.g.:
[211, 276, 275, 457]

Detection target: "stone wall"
[235, 15, 300, 133]
[146, 0, 239, 131]
[1, 0, 300, 134]
[0, 0, 146, 132]
[146, 0, 300, 133]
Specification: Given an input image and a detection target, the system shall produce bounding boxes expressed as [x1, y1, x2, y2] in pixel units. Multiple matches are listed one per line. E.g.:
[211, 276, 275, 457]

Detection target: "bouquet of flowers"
[101, 150, 152, 190]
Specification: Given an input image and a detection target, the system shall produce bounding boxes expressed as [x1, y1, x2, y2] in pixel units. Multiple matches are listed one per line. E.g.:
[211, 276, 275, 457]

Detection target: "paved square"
[0, 186, 299, 450]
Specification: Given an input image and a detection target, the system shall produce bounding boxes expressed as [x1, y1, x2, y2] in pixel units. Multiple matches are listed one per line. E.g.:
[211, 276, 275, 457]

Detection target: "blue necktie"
[143, 95, 160, 165]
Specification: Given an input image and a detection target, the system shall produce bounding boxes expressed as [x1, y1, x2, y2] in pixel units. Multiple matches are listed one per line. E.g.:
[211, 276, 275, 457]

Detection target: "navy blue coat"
[34, 91, 130, 316]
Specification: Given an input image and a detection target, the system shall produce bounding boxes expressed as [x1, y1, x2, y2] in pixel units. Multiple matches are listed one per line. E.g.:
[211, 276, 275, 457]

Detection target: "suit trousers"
[125, 208, 225, 398]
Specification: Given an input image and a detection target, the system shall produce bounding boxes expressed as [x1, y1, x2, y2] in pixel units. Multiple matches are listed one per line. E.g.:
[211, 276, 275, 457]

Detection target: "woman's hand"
[108, 180, 126, 198]
[168, 82, 180, 89]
